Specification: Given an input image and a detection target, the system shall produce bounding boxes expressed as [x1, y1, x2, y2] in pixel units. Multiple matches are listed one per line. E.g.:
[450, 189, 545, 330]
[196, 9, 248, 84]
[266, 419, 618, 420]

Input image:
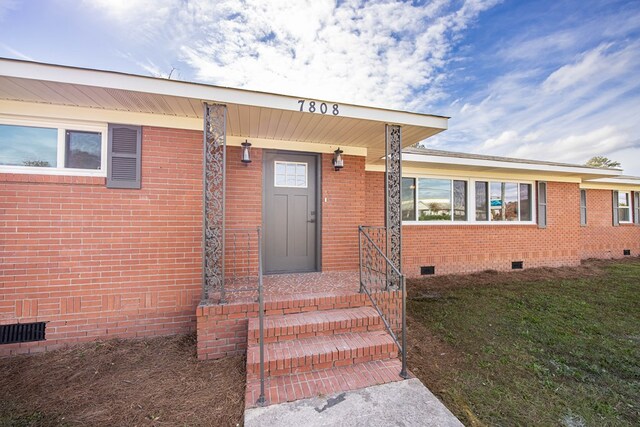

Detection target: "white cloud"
[439, 36, 640, 173]
[511, 126, 635, 164]
[74, 0, 640, 174]
[82, 0, 499, 109]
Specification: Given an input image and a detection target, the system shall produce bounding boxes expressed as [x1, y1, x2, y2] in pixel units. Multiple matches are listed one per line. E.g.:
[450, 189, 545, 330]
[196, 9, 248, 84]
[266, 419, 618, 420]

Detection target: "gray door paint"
[264, 152, 318, 273]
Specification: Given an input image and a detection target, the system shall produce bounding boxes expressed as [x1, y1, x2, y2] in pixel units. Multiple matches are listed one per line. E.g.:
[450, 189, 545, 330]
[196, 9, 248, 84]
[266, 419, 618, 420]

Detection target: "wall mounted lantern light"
[241, 139, 252, 164]
[332, 147, 344, 171]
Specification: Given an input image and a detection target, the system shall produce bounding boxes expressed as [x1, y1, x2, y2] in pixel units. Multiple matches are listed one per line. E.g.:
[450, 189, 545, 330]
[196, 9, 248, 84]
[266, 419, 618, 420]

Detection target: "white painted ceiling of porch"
[0, 76, 443, 162]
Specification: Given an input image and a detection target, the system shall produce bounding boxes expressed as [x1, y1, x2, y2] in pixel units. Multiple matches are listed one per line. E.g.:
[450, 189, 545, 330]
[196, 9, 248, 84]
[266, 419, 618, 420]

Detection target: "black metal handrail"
[224, 226, 266, 406]
[358, 225, 408, 379]
[256, 227, 266, 407]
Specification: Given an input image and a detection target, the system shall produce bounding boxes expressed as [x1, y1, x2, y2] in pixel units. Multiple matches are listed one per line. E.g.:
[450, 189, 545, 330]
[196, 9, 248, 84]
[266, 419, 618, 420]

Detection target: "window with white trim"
[618, 191, 631, 223]
[401, 176, 534, 224]
[478, 181, 532, 222]
[580, 189, 587, 226]
[402, 177, 467, 222]
[274, 161, 307, 188]
[0, 117, 107, 176]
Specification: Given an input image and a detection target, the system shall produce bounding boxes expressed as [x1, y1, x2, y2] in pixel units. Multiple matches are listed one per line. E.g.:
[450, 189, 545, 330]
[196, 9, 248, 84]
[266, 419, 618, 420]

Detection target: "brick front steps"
[244, 297, 404, 409]
[245, 359, 405, 408]
[247, 306, 384, 345]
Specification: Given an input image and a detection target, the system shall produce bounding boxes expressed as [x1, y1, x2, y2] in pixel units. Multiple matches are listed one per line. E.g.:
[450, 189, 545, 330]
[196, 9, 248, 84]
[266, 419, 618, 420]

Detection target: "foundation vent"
[0, 322, 46, 345]
[623, 249, 631, 256]
[420, 266, 435, 275]
[512, 261, 524, 270]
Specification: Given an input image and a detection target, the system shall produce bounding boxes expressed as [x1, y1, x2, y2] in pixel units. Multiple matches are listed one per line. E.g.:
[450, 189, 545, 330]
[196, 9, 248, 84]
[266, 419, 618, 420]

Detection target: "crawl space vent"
[0, 322, 46, 345]
[623, 249, 631, 256]
[511, 261, 524, 270]
[420, 266, 435, 275]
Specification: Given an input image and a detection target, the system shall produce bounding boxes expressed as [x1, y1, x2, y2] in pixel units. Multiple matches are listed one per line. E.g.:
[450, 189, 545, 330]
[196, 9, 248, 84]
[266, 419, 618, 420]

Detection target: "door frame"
[262, 149, 322, 274]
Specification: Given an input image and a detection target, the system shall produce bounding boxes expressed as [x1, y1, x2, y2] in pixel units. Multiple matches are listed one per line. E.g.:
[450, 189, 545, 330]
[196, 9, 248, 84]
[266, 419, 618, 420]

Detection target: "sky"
[1, 0, 639, 174]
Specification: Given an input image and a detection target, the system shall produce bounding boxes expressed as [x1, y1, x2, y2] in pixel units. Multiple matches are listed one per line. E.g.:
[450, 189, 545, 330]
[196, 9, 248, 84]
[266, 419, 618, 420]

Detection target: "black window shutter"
[612, 190, 619, 226]
[107, 124, 141, 189]
[537, 181, 547, 228]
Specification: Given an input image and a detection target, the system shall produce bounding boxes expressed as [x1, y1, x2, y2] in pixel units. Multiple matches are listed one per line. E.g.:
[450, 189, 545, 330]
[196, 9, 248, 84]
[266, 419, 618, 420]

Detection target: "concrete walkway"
[244, 378, 464, 427]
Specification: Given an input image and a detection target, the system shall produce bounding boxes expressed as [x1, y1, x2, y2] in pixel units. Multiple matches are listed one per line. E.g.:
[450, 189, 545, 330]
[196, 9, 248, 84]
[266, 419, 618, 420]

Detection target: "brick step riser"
[247, 317, 384, 345]
[247, 345, 398, 377]
[245, 359, 405, 409]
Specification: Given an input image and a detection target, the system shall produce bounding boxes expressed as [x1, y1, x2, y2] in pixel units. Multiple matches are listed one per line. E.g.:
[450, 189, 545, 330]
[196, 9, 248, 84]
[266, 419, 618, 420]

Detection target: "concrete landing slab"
[244, 378, 463, 427]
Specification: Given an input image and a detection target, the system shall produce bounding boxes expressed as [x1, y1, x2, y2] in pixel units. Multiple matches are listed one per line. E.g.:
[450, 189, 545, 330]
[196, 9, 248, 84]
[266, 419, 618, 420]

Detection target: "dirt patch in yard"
[0, 334, 245, 427]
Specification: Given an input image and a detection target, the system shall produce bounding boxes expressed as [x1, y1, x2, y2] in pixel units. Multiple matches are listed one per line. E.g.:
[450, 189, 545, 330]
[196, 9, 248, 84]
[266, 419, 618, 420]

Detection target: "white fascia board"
[400, 153, 623, 177]
[584, 177, 640, 185]
[0, 59, 449, 130]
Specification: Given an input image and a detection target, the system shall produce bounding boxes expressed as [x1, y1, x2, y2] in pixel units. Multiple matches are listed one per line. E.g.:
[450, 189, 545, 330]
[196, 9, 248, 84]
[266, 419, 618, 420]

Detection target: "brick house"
[1, 59, 639, 405]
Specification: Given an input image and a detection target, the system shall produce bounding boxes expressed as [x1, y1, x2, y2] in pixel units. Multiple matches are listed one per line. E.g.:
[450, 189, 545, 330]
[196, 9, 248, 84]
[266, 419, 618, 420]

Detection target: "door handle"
[308, 219, 316, 223]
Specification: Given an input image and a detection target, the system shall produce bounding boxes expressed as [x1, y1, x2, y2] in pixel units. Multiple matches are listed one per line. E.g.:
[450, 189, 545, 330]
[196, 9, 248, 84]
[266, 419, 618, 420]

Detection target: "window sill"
[402, 221, 538, 226]
[0, 173, 105, 186]
[0, 166, 106, 177]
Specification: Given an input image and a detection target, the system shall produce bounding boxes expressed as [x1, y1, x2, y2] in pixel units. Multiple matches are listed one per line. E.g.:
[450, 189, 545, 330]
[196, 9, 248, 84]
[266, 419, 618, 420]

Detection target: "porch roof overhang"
[0, 58, 448, 163]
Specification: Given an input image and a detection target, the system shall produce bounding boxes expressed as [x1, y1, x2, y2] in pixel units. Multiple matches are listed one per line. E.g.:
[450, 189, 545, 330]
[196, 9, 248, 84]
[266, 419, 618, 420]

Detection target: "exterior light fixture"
[332, 147, 344, 171]
[241, 139, 252, 164]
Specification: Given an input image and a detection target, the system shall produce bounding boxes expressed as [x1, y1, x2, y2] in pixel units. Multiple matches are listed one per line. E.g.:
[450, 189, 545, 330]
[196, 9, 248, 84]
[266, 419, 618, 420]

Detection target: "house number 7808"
[298, 100, 339, 116]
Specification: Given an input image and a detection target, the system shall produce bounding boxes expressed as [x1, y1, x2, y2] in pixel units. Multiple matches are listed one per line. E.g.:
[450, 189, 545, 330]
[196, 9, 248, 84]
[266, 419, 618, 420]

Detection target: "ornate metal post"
[202, 103, 227, 303]
[385, 124, 402, 283]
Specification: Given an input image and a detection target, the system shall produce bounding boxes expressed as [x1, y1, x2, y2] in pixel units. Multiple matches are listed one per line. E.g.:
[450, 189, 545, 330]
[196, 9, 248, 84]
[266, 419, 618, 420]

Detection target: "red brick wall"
[580, 189, 640, 259]
[321, 154, 366, 271]
[1, 126, 203, 356]
[365, 171, 385, 227]
[224, 146, 262, 279]
[364, 172, 582, 276]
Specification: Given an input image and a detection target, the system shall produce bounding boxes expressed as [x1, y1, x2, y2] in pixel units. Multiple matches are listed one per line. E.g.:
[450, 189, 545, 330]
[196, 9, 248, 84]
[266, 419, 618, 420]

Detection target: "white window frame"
[618, 191, 632, 223]
[0, 115, 108, 177]
[273, 160, 308, 188]
[401, 173, 536, 225]
[580, 189, 587, 226]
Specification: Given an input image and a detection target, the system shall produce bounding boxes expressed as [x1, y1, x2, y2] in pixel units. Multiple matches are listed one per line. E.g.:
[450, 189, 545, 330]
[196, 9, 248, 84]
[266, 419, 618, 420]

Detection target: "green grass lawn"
[407, 260, 640, 426]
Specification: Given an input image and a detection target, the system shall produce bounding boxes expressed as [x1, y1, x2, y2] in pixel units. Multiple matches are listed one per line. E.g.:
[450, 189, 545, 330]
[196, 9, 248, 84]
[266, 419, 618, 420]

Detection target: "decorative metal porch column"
[385, 124, 402, 278]
[202, 103, 227, 302]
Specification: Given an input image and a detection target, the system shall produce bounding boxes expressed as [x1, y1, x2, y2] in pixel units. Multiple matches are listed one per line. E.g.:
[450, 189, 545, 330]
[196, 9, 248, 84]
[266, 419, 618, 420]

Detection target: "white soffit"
[0, 59, 448, 162]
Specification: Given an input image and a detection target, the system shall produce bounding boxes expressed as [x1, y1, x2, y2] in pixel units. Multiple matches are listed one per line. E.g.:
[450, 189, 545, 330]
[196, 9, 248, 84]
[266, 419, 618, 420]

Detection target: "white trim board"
[400, 153, 621, 177]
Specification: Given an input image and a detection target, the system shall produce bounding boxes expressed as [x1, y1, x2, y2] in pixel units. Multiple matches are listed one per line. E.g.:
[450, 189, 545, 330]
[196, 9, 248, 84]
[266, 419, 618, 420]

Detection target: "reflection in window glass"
[418, 178, 451, 221]
[504, 182, 519, 221]
[65, 131, 101, 169]
[520, 184, 531, 221]
[618, 192, 631, 222]
[491, 182, 518, 221]
[490, 182, 503, 220]
[401, 178, 416, 221]
[475, 181, 488, 221]
[453, 180, 467, 221]
[274, 161, 307, 188]
[0, 124, 57, 167]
